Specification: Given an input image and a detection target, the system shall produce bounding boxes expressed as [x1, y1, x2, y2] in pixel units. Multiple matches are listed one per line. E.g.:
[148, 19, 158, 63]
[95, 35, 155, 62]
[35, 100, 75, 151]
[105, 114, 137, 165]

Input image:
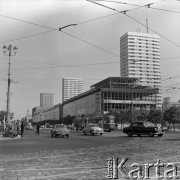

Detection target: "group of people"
[0, 120, 24, 137]
[0, 120, 40, 137]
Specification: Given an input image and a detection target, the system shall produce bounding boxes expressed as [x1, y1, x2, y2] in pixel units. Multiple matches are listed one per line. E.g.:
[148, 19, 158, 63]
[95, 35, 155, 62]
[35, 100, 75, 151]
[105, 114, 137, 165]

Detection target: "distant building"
[40, 93, 54, 108]
[62, 77, 83, 102]
[32, 104, 62, 123]
[32, 77, 159, 122]
[163, 97, 180, 111]
[120, 32, 161, 108]
[63, 77, 159, 117]
[162, 97, 170, 111]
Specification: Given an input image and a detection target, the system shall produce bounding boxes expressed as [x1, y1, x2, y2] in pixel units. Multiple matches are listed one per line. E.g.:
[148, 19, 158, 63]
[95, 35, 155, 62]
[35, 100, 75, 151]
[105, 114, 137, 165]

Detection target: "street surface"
[0, 129, 180, 179]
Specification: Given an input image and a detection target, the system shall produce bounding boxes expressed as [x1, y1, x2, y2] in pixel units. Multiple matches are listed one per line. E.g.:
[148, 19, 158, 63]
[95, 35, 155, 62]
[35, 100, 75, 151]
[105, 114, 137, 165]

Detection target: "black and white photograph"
[0, 0, 180, 179]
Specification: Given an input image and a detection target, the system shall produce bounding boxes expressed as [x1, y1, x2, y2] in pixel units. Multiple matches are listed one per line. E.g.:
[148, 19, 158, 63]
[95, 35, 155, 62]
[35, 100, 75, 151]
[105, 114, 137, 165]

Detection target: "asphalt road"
[0, 128, 129, 155]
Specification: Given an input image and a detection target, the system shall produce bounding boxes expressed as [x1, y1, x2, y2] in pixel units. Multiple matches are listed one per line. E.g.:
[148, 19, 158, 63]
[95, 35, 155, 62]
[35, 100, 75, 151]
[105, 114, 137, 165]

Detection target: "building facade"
[62, 77, 83, 102]
[32, 104, 61, 123]
[120, 32, 161, 108]
[40, 93, 54, 108]
[63, 77, 159, 117]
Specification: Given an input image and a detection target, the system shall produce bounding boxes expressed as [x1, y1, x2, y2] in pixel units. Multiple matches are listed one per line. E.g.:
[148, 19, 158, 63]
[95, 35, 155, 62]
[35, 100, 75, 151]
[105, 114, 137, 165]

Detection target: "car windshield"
[55, 124, 67, 128]
[89, 124, 99, 127]
[144, 122, 155, 127]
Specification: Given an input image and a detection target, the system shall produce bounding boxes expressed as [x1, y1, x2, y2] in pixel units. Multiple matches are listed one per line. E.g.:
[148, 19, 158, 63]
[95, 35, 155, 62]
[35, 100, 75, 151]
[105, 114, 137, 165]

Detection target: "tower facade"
[62, 77, 83, 102]
[40, 93, 54, 108]
[120, 32, 161, 108]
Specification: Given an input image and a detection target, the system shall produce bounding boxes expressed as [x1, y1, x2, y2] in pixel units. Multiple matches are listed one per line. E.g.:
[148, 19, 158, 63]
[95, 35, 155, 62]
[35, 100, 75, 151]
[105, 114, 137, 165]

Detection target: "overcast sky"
[0, 0, 180, 119]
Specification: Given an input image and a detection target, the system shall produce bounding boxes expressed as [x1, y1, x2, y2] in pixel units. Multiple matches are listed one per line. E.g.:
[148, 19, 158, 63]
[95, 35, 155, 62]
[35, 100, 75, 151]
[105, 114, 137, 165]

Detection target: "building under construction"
[63, 77, 159, 117]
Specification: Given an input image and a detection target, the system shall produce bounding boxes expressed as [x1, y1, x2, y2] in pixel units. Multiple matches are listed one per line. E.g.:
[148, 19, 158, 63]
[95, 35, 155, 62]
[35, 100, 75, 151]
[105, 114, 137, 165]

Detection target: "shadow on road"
[163, 138, 180, 141]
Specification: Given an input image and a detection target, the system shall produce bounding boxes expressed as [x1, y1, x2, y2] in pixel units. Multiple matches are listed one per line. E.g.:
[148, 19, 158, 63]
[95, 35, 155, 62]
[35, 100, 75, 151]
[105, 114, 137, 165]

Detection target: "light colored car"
[83, 123, 104, 136]
[51, 124, 70, 138]
[25, 124, 33, 130]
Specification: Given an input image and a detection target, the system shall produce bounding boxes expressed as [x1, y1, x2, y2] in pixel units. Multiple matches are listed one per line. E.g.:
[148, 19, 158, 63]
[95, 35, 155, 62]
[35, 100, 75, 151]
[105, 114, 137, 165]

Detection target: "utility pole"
[2, 44, 18, 124]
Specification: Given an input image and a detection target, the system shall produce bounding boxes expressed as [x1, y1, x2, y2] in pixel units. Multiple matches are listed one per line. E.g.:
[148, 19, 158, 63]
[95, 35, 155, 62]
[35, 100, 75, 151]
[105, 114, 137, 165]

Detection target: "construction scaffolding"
[91, 77, 159, 113]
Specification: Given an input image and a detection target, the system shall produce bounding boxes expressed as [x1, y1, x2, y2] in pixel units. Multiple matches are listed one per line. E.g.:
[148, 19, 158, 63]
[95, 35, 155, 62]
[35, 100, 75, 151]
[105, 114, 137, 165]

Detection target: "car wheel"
[55, 134, 58, 138]
[100, 133, 103, 136]
[127, 132, 132, 137]
[90, 131, 94, 136]
[148, 132, 154, 137]
[66, 134, 69, 138]
[158, 134, 163, 137]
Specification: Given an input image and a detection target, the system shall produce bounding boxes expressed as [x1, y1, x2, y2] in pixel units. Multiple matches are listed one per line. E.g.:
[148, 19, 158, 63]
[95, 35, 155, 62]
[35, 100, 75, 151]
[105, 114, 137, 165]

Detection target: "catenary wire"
[0, 61, 120, 71]
[2, 56, 179, 66]
[0, 30, 56, 44]
[1, 0, 179, 52]
[87, 0, 180, 48]
[94, 0, 180, 14]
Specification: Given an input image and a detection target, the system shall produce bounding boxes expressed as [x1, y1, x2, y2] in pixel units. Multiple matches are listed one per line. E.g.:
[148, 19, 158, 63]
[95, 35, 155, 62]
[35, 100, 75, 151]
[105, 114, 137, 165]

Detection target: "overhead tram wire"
[1, 1, 179, 61]
[0, 12, 119, 44]
[87, 0, 180, 48]
[1, 55, 179, 67]
[0, 14, 57, 30]
[94, 0, 180, 14]
[0, 56, 178, 72]
[0, 30, 56, 44]
[1, 13, 120, 58]
[1, 1, 179, 58]
[0, 62, 120, 72]
[125, 14, 180, 48]
[60, 31, 120, 57]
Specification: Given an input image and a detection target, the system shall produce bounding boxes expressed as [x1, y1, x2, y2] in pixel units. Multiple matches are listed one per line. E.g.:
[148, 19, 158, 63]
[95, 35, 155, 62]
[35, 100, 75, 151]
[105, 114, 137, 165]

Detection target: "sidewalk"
[0, 134, 21, 141]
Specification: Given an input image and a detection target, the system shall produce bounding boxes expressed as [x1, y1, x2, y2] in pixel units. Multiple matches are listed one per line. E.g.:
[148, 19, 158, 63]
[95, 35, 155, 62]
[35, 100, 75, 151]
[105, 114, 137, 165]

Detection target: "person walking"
[21, 121, 24, 137]
[35, 122, 40, 135]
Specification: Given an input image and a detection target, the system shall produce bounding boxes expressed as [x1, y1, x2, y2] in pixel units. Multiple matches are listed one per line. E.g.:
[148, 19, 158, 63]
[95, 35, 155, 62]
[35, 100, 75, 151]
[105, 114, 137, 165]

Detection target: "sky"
[0, 0, 180, 119]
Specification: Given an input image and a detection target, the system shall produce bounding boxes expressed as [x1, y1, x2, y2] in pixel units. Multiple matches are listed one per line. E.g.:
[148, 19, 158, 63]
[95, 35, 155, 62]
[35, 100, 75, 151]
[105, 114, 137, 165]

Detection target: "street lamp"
[2, 44, 18, 124]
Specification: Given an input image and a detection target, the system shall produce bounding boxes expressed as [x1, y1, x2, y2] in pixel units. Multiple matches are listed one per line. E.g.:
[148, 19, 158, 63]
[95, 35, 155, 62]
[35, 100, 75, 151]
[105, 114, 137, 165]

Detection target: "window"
[131, 123, 138, 127]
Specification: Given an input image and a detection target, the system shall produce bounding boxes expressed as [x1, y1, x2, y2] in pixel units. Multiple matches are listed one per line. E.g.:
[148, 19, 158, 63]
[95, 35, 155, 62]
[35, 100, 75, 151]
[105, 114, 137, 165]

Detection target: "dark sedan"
[123, 121, 164, 137]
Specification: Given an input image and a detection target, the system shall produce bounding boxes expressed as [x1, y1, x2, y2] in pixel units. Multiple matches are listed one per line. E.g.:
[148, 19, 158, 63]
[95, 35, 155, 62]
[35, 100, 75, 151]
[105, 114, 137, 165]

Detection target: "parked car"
[83, 123, 104, 136]
[51, 124, 70, 138]
[25, 124, 33, 130]
[49, 125, 54, 128]
[45, 123, 50, 128]
[123, 121, 164, 137]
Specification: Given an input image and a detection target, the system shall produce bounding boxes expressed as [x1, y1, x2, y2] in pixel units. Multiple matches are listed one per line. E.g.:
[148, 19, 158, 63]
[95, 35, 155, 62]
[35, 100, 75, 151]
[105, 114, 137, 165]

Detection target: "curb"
[0, 135, 21, 141]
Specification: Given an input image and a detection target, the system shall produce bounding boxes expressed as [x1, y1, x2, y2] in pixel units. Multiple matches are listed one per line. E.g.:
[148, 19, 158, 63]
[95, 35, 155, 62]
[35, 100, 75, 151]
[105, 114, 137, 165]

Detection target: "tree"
[0, 110, 6, 121]
[164, 106, 178, 130]
[147, 109, 161, 124]
[63, 115, 75, 125]
[136, 109, 149, 121]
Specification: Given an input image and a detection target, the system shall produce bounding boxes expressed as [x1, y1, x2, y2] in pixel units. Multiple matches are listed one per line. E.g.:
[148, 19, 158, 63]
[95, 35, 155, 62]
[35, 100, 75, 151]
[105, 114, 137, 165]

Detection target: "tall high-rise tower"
[120, 32, 161, 108]
[40, 93, 54, 108]
[62, 77, 83, 102]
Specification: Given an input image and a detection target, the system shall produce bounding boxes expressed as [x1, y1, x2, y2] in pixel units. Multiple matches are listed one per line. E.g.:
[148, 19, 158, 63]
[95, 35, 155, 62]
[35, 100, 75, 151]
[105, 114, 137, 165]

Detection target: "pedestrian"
[21, 121, 24, 137]
[35, 122, 40, 135]
[16, 120, 20, 135]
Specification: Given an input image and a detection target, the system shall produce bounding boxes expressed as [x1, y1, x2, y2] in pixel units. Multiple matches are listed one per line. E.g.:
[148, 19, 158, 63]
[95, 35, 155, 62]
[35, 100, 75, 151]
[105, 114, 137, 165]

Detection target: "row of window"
[102, 103, 156, 111]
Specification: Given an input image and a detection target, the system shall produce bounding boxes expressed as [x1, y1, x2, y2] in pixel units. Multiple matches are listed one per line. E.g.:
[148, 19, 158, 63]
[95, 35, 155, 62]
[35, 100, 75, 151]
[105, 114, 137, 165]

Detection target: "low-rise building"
[63, 77, 159, 117]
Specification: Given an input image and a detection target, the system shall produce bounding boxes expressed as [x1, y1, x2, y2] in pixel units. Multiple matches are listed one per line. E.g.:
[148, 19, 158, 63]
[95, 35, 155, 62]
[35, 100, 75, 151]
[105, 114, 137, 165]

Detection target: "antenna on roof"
[146, 4, 149, 33]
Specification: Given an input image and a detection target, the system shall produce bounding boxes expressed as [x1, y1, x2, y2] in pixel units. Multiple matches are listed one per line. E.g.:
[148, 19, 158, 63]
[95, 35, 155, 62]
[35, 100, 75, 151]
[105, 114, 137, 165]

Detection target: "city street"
[0, 128, 129, 155]
[0, 129, 180, 179]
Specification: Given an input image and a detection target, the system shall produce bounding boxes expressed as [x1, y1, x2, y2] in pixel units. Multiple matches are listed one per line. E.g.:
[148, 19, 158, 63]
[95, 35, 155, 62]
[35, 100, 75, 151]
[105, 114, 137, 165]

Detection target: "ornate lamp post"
[2, 44, 18, 123]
